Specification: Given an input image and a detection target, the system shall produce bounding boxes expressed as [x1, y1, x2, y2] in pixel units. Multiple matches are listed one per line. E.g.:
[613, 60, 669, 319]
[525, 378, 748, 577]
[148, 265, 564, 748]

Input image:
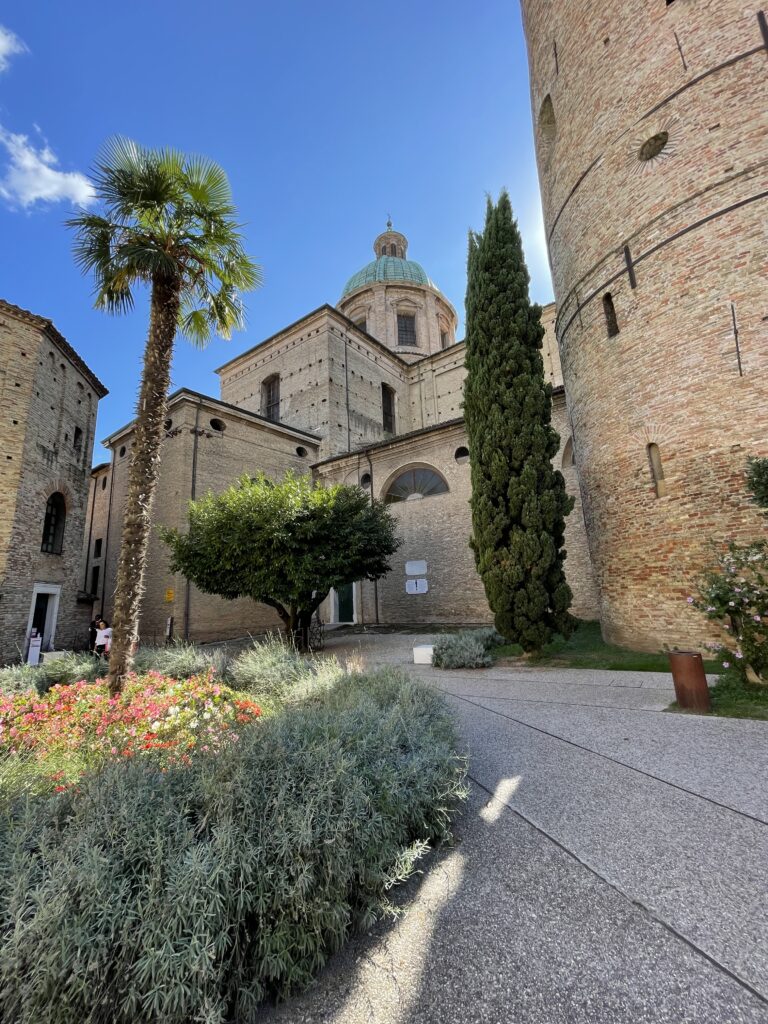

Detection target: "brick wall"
[0, 303, 105, 663]
[522, 0, 768, 649]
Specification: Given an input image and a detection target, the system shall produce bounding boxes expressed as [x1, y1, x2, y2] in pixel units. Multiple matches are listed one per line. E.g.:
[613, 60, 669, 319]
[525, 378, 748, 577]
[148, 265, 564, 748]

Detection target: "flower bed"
[0, 670, 261, 788]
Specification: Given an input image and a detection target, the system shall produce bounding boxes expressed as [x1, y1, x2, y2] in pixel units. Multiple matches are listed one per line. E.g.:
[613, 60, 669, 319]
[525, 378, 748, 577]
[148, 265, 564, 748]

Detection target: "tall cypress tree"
[464, 191, 574, 651]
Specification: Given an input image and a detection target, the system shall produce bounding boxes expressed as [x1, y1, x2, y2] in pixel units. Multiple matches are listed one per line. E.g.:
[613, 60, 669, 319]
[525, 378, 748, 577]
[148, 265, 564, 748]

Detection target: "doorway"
[25, 583, 62, 653]
[336, 583, 355, 624]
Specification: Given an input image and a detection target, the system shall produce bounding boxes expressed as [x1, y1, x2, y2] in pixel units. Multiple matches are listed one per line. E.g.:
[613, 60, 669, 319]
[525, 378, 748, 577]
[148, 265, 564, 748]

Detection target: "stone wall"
[90, 392, 320, 645]
[314, 401, 600, 627]
[521, 0, 768, 649]
[0, 301, 105, 663]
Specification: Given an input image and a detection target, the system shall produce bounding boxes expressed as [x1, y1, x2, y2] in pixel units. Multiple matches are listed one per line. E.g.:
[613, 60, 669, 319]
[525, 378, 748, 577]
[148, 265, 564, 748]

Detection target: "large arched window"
[261, 374, 280, 422]
[562, 436, 575, 469]
[384, 467, 449, 504]
[41, 492, 66, 554]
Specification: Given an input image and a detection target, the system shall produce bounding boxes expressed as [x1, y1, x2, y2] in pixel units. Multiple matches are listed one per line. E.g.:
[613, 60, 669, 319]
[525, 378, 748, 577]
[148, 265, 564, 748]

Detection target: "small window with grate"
[397, 314, 417, 347]
[262, 375, 280, 423]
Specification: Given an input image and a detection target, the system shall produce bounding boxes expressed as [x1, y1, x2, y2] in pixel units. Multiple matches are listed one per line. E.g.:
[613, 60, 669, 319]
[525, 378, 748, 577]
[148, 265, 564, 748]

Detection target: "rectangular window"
[382, 384, 395, 434]
[73, 426, 83, 450]
[90, 565, 100, 595]
[397, 314, 417, 347]
[441, 331, 449, 350]
[94, 538, 103, 559]
[263, 376, 280, 422]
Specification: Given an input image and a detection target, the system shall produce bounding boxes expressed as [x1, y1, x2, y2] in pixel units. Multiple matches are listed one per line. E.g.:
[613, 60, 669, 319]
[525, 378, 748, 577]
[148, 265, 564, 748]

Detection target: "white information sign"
[406, 578, 429, 595]
[405, 560, 427, 576]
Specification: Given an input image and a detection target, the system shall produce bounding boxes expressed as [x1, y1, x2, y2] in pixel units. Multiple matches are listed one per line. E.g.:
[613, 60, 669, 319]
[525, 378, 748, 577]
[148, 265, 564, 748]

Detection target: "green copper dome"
[341, 255, 434, 297]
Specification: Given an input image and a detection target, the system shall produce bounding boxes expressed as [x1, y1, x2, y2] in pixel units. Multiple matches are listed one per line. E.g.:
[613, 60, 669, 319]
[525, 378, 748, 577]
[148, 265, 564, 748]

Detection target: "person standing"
[94, 619, 112, 659]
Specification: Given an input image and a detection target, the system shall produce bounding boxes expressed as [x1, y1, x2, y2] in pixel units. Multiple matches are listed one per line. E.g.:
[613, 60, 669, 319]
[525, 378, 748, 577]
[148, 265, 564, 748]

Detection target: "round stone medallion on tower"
[521, 0, 768, 651]
[338, 222, 458, 360]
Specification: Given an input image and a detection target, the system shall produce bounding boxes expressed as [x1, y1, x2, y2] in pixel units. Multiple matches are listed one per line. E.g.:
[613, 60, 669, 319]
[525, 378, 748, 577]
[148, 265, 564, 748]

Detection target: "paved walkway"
[263, 631, 768, 1023]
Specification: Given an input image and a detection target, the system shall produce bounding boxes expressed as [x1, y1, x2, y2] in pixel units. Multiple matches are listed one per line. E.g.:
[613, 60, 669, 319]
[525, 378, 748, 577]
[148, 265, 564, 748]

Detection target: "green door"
[337, 583, 354, 622]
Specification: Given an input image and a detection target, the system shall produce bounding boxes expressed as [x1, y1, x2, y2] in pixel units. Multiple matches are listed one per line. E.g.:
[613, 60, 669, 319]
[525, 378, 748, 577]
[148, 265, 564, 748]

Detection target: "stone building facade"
[0, 300, 107, 664]
[521, 0, 768, 648]
[87, 228, 599, 643]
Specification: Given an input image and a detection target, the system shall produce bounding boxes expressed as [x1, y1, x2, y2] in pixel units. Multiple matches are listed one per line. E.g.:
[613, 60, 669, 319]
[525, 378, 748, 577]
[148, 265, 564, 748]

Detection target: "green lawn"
[493, 620, 721, 673]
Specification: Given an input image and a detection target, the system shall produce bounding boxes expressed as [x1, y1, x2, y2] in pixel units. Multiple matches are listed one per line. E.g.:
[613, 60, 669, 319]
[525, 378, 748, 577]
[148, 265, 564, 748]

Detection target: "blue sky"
[0, 1, 550, 460]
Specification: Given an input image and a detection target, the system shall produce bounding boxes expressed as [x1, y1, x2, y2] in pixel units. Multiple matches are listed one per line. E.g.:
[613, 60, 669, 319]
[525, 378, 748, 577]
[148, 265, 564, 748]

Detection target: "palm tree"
[69, 138, 260, 693]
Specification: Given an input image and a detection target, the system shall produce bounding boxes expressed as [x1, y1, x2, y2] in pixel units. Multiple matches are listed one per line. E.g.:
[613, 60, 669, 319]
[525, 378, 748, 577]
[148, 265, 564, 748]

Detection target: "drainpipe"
[183, 400, 203, 640]
[83, 470, 98, 591]
[366, 450, 379, 624]
[100, 448, 116, 617]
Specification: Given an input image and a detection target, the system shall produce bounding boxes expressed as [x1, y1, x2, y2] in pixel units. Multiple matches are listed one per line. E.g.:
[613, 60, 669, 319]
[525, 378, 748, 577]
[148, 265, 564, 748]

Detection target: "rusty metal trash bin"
[668, 650, 711, 712]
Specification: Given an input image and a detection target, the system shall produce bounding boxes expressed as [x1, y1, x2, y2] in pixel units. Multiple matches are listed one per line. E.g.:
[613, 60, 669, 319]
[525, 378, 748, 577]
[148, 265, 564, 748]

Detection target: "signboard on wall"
[405, 559, 427, 576]
[406, 578, 428, 595]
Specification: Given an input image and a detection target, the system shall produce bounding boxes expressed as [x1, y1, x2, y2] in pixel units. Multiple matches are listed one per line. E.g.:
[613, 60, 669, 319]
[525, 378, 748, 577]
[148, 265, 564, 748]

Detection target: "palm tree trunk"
[108, 278, 180, 694]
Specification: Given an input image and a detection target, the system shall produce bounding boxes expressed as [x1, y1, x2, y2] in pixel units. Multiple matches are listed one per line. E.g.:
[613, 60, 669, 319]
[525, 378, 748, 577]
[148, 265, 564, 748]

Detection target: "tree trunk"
[108, 278, 181, 694]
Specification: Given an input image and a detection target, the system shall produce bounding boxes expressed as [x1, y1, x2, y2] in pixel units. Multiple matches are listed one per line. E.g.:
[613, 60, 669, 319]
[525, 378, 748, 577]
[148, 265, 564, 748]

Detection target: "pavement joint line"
[465, 775, 768, 1010]
[444, 690, 768, 828]
[444, 691, 671, 713]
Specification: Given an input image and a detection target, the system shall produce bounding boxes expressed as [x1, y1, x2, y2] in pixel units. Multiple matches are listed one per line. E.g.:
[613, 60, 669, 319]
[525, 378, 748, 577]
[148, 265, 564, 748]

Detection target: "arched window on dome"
[390, 243, 397, 256]
[384, 466, 449, 505]
[380, 245, 387, 257]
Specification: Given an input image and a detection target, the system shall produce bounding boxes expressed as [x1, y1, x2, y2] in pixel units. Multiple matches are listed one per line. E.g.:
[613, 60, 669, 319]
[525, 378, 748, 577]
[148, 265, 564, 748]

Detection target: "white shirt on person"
[95, 627, 112, 647]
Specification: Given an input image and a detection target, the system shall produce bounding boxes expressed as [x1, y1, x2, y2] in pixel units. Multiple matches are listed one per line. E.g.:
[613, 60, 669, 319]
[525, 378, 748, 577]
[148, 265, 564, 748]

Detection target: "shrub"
[133, 640, 230, 680]
[472, 627, 506, 650]
[227, 636, 342, 711]
[0, 663, 39, 697]
[0, 669, 466, 1023]
[746, 456, 768, 514]
[692, 540, 768, 682]
[0, 653, 104, 697]
[432, 631, 492, 669]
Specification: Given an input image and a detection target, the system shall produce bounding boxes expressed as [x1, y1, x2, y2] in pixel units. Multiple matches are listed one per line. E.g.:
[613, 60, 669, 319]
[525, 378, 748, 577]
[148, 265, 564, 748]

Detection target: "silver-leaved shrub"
[0, 668, 467, 1023]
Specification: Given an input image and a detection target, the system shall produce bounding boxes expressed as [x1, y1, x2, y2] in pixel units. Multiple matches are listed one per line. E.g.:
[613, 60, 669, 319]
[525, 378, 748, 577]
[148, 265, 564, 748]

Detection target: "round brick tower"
[521, 1, 768, 649]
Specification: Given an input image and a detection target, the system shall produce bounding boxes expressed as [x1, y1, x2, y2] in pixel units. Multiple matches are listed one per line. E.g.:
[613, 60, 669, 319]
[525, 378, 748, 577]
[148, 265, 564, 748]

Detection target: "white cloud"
[0, 24, 27, 73]
[0, 125, 94, 208]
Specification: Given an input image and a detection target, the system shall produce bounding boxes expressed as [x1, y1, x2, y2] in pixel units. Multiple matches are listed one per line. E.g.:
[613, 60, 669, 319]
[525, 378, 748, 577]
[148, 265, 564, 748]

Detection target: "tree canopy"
[163, 473, 401, 647]
[463, 191, 574, 651]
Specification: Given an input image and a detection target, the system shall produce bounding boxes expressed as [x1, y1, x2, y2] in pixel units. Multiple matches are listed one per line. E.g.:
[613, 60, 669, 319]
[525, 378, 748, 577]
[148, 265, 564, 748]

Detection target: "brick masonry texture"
[0, 301, 106, 663]
[521, 0, 768, 649]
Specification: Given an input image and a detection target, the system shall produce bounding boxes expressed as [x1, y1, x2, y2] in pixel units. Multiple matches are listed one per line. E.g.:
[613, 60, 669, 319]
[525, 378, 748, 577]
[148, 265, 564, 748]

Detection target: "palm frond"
[69, 137, 261, 333]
